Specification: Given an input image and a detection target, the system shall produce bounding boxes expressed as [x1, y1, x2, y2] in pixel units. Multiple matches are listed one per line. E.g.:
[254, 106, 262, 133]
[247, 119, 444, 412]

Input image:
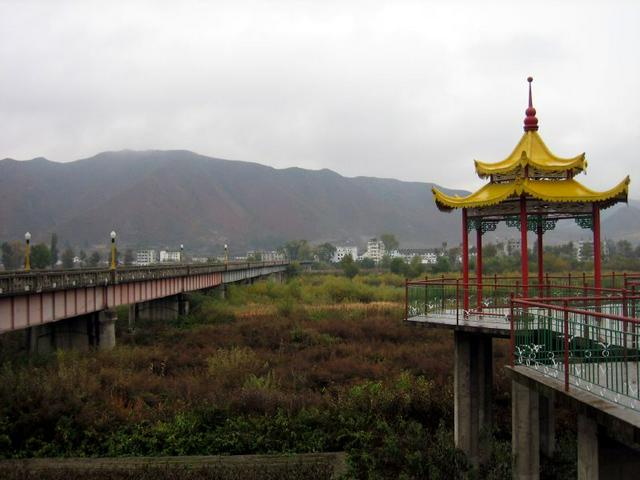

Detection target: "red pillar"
[593, 204, 602, 291]
[520, 197, 528, 297]
[537, 220, 544, 292]
[462, 208, 469, 310]
[476, 225, 483, 308]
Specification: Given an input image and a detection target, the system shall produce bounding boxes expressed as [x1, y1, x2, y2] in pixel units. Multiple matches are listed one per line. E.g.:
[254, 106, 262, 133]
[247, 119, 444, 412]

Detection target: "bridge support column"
[577, 414, 598, 480]
[128, 304, 138, 331]
[137, 296, 181, 322]
[26, 310, 116, 353]
[178, 294, 189, 316]
[454, 331, 493, 465]
[97, 309, 117, 350]
[539, 391, 555, 457]
[512, 379, 539, 480]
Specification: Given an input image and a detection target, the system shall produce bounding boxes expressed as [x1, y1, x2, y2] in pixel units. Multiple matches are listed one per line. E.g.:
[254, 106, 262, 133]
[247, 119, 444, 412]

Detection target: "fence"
[511, 297, 640, 410]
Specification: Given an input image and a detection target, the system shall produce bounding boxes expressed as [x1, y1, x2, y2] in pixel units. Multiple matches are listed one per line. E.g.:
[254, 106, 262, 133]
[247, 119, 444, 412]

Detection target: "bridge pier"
[512, 379, 539, 480]
[454, 331, 493, 465]
[137, 296, 181, 322]
[26, 309, 116, 353]
[539, 391, 555, 457]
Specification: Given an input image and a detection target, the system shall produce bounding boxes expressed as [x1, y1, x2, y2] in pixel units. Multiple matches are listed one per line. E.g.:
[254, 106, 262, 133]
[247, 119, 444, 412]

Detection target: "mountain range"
[0, 150, 637, 253]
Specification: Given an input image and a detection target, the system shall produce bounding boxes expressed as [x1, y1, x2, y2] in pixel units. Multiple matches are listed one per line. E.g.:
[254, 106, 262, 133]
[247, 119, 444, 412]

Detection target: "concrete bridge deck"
[0, 261, 289, 335]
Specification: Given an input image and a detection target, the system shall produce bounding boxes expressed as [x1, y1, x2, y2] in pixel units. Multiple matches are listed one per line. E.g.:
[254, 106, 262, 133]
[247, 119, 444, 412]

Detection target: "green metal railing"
[511, 297, 640, 411]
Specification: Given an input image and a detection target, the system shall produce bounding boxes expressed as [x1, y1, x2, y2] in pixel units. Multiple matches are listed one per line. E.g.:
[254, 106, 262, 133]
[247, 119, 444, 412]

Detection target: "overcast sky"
[1, 0, 639, 193]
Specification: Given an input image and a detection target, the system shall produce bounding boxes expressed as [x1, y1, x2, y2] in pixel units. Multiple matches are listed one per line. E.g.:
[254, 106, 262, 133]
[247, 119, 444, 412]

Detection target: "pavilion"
[431, 77, 630, 309]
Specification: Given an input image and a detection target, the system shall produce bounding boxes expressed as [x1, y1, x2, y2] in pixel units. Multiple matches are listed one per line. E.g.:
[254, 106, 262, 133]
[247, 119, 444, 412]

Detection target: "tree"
[88, 251, 101, 267]
[358, 257, 376, 269]
[1, 241, 24, 270]
[390, 257, 408, 275]
[283, 240, 312, 261]
[380, 233, 399, 252]
[314, 243, 336, 263]
[409, 256, 425, 278]
[50, 233, 59, 268]
[124, 249, 134, 266]
[431, 255, 451, 274]
[31, 243, 52, 269]
[340, 254, 359, 279]
[79, 249, 87, 263]
[61, 247, 75, 269]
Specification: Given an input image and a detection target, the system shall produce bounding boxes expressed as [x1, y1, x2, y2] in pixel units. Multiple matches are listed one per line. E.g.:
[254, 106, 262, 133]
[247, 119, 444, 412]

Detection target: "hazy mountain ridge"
[0, 150, 637, 251]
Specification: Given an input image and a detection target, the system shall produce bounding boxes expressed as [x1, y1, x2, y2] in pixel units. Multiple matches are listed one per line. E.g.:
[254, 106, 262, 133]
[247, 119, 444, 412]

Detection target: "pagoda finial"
[523, 76, 539, 132]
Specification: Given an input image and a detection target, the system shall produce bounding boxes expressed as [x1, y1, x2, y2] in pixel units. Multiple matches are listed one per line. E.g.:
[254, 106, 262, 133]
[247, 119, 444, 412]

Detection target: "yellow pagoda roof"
[474, 130, 586, 178]
[432, 176, 630, 212]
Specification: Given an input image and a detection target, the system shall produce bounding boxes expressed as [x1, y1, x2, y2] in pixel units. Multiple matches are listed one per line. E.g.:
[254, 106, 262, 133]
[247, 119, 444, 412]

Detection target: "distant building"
[576, 240, 593, 262]
[391, 248, 438, 265]
[332, 246, 358, 263]
[136, 249, 157, 265]
[190, 256, 209, 263]
[262, 250, 286, 262]
[362, 239, 386, 264]
[246, 250, 286, 262]
[504, 238, 521, 256]
[159, 250, 181, 263]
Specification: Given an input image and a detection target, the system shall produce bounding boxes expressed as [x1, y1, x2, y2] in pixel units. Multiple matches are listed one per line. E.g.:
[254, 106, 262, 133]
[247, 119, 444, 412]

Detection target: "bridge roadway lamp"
[24, 232, 31, 272]
[224, 244, 228, 266]
[110, 231, 117, 270]
[180, 244, 184, 263]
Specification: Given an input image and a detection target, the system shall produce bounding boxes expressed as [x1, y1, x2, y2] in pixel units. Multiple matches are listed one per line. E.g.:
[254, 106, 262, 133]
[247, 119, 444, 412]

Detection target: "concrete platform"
[508, 365, 640, 448]
[406, 310, 511, 337]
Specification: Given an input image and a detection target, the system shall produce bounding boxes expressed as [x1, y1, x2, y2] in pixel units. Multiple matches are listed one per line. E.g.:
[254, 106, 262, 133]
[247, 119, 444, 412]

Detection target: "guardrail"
[405, 277, 629, 323]
[0, 261, 289, 297]
[511, 297, 640, 411]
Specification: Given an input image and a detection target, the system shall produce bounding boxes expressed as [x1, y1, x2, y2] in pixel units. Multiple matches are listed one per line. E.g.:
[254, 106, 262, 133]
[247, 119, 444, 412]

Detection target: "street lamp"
[24, 232, 31, 272]
[180, 244, 184, 263]
[224, 244, 228, 266]
[110, 231, 117, 270]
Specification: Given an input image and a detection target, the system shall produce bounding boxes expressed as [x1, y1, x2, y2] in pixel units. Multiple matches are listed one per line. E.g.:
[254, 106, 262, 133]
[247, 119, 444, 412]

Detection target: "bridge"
[406, 273, 640, 479]
[0, 260, 290, 352]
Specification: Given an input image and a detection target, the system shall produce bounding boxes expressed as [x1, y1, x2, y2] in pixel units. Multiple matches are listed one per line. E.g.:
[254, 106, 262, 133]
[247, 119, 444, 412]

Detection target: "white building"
[392, 249, 438, 265]
[246, 250, 286, 261]
[159, 250, 181, 263]
[362, 239, 386, 264]
[136, 249, 157, 266]
[262, 250, 286, 262]
[332, 246, 358, 263]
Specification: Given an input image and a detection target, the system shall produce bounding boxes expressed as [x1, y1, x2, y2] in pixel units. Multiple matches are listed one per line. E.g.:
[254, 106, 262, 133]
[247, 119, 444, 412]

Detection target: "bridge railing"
[511, 297, 640, 411]
[406, 276, 630, 324]
[0, 261, 289, 297]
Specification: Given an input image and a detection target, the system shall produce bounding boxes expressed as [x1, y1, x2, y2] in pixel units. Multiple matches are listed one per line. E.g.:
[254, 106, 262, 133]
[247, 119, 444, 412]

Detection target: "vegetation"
[0, 273, 579, 478]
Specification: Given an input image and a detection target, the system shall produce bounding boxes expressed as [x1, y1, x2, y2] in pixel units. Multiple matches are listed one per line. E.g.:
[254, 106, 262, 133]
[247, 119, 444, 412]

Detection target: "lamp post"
[180, 244, 184, 264]
[24, 232, 31, 272]
[224, 244, 228, 266]
[110, 231, 117, 270]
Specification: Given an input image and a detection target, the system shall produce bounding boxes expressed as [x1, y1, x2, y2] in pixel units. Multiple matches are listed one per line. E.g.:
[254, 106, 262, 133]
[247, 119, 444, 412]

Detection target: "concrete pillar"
[178, 294, 189, 316]
[98, 309, 117, 350]
[137, 296, 180, 321]
[512, 379, 539, 480]
[539, 391, 555, 457]
[598, 432, 640, 478]
[577, 414, 598, 480]
[128, 304, 138, 332]
[26, 312, 106, 353]
[454, 331, 493, 465]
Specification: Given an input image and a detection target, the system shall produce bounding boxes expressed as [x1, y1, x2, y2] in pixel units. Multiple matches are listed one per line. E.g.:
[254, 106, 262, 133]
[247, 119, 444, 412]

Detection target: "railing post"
[563, 300, 569, 392]
[456, 279, 459, 325]
[404, 279, 408, 321]
[510, 293, 515, 367]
